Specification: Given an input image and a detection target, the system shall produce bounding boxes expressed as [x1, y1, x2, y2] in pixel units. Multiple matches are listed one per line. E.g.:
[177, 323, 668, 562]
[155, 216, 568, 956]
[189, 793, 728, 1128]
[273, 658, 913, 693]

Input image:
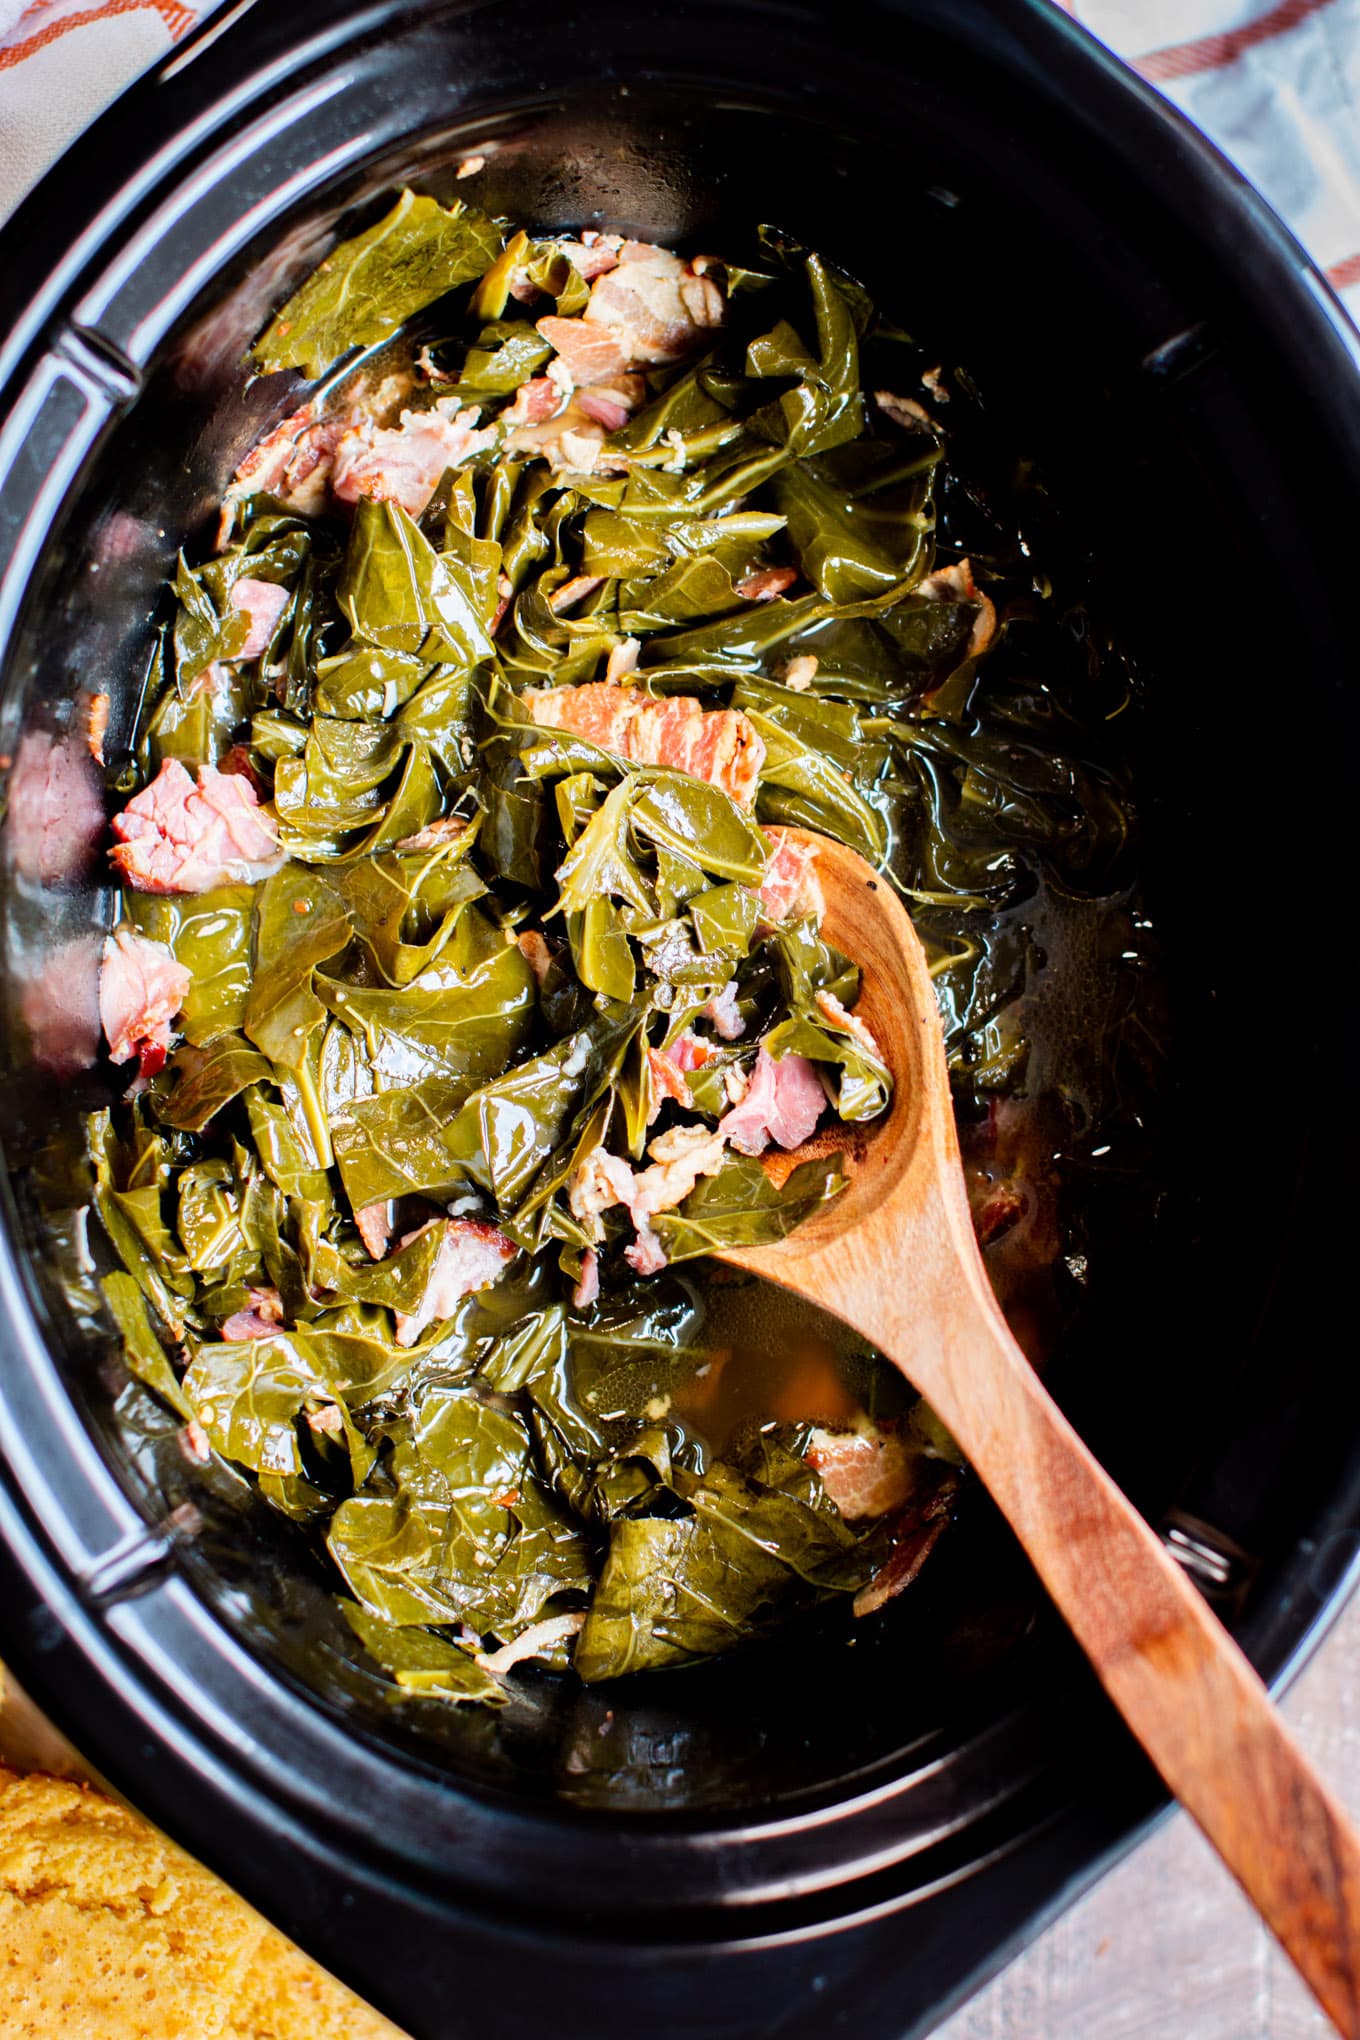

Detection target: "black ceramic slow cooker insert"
[0, 4, 1358, 2036]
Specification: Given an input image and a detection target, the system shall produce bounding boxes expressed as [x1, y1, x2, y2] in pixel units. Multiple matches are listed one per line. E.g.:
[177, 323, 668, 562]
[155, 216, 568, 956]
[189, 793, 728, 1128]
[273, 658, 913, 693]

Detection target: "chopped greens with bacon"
[74, 191, 1153, 1704]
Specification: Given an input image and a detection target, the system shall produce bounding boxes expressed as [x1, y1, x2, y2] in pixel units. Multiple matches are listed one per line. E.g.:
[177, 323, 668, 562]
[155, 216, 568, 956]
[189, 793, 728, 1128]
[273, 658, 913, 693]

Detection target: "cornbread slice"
[0, 1765, 266, 2038]
[225, 1924, 406, 2040]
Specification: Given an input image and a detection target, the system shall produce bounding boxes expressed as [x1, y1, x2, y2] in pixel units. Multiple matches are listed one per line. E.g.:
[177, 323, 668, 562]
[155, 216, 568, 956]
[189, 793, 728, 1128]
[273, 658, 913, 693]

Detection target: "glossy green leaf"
[255, 191, 503, 377]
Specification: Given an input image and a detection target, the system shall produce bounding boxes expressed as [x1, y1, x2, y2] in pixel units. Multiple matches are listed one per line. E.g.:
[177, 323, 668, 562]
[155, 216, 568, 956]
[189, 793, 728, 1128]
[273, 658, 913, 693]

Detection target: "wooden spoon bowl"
[720, 829, 1360, 2040]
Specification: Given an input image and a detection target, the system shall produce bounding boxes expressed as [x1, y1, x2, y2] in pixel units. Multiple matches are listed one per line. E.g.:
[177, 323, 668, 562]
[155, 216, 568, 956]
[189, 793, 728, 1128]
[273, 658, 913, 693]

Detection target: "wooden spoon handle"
[913, 1318, 1360, 2037]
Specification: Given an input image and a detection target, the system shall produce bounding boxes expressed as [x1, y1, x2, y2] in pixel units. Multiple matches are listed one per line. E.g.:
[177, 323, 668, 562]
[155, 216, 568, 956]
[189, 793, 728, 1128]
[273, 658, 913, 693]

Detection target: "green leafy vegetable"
[255, 191, 504, 377]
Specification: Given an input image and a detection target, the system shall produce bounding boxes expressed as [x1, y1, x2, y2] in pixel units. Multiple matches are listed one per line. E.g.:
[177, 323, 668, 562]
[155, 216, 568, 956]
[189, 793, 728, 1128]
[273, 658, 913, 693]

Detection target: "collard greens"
[76, 197, 1157, 1712]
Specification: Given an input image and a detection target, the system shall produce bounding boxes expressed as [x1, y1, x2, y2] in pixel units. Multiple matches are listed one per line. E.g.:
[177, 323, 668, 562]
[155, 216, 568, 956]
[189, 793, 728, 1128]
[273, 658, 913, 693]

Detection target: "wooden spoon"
[719, 828, 1360, 2038]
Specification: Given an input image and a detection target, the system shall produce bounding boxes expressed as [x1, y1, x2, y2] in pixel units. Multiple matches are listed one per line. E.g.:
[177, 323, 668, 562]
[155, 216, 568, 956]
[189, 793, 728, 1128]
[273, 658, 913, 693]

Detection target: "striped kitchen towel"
[0, 0, 1357, 314]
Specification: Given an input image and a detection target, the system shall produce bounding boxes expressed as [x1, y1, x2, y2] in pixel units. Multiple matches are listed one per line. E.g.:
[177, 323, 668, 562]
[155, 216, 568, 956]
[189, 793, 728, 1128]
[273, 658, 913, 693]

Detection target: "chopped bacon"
[719, 1045, 825, 1156]
[501, 375, 565, 428]
[875, 388, 938, 434]
[568, 1146, 637, 1230]
[703, 981, 746, 1040]
[333, 398, 496, 516]
[548, 574, 604, 615]
[393, 1218, 518, 1347]
[736, 565, 797, 602]
[583, 241, 725, 368]
[98, 926, 191, 1070]
[815, 987, 884, 1063]
[527, 684, 765, 808]
[569, 1122, 729, 1276]
[504, 384, 639, 476]
[221, 1285, 286, 1341]
[354, 1200, 393, 1261]
[396, 815, 470, 852]
[631, 1123, 728, 1225]
[853, 1484, 955, 1617]
[669, 1031, 712, 1073]
[806, 1420, 916, 1521]
[646, 1045, 693, 1120]
[605, 637, 640, 684]
[536, 315, 631, 388]
[913, 555, 997, 657]
[625, 1228, 668, 1277]
[227, 401, 344, 519]
[218, 743, 268, 798]
[516, 929, 555, 985]
[478, 1611, 586, 1678]
[86, 692, 110, 765]
[576, 386, 635, 432]
[565, 234, 624, 280]
[110, 759, 285, 894]
[758, 828, 824, 924]
[229, 576, 288, 658]
[780, 654, 818, 692]
[572, 1248, 600, 1311]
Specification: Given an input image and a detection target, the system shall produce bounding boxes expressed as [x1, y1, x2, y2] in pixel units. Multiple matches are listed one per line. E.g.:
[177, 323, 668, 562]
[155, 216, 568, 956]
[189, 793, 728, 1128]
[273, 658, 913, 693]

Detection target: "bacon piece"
[86, 692, 110, 765]
[583, 241, 725, 368]
[548, 574, 604, 615]
[569, 1122, 728, 1275]
[736, 565, 797, 602]
[669, 1031, 712, 1073]
[536, 315, 631, 387]
[719, 1046, 825, 1156]
[504, 383, 639, 476]
[221, 1285, 286, 1342]
[605, 636, 640, 684]
[354, 1200, 393, 1261]
[806, 1421, 915, 1521]
[703, 982, 746, 1040]
[333, 398, 495, 516]
[622, 1123, 729, 1275]
[228, 401, 344, 519]
[624, 1229, 668, 1277]
[110, 760, 285, 894]
[758, 827, 824, 924]
[572, 1248, 600, 1311]
[853, 1484, 954, 1617]
[780, 654, 818, 692]
[565, 234, 624, 280]
[501, 375, 565, 428]
[478, 1611, 585, 1677]
[568, 1147, 637, 1231]
[98, 927, 191, 1071]
[875, 389, 938, 435]
[913, 555, 997, 657]
[217, 744, 267, 800]
[646, 1045, 693, 1121]
[516, 929, 555, 985]
[393, 1217, 517, 1347]
[528, 684, 765, 808]
[396, 815, 470, 852]
[576, 386, 634, 431]
[229, 576, 288, 658]
[815, 986, 884, 1063]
